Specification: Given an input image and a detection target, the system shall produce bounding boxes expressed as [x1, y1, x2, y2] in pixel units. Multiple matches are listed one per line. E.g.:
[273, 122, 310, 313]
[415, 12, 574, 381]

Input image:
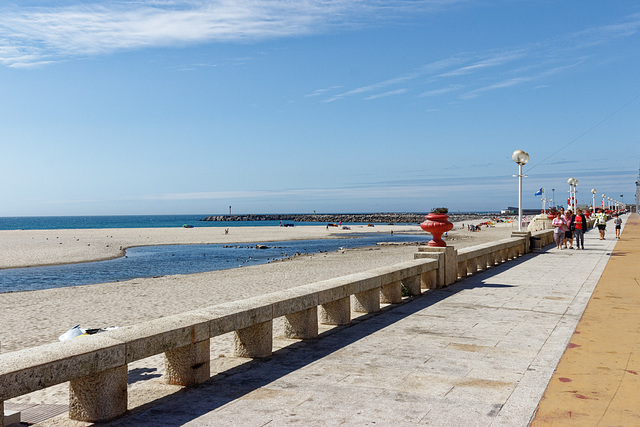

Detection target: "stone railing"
[1, 259, 442, 424]
[456, 237, 527, 279]
[0, 231, 546, 425]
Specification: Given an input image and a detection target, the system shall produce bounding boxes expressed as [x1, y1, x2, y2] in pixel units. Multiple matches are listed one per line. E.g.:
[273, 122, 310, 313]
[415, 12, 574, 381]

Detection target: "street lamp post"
[512, 150, 530, 232]
[567, 178, 578, 212]
[552, 189, 555, 209]
[602, 194, 606, 210]
[568, 178, 574, 212]
[591, 189, 596, 214]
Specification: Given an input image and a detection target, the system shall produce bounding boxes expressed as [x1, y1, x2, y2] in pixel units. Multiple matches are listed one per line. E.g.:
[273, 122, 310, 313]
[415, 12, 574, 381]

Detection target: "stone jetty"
[200, 212, 493, 224]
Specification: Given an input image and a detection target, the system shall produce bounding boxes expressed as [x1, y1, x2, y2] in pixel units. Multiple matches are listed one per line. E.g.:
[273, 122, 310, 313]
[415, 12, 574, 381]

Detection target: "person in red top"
[571, 208, 588, 250]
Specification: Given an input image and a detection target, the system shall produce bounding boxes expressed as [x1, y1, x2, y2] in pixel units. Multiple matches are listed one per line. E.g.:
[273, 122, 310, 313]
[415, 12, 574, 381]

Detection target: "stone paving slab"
[51, 217, 625, 426]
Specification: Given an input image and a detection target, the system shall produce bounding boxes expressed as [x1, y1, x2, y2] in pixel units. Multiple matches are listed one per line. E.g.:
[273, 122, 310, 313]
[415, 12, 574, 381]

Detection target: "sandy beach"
[0, 220, 516, 354]
[1, 220, 517, 419]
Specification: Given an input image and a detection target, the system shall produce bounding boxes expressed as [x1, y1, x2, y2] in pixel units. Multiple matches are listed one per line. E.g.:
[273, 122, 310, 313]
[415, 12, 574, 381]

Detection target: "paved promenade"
[532, 212, 640, 425]
[78, 214, 635, 427]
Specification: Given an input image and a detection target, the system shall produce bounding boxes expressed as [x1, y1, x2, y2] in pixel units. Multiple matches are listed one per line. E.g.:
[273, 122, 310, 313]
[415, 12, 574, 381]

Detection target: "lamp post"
[568, 178, 574, 211]
[512, 149, 530, 232]
[551, 188, 555, 210]
[542, 198, 548, 213]
[602, 194, 605, 210]
[567, 178, 578, 212]
[591, 189, 596, 214]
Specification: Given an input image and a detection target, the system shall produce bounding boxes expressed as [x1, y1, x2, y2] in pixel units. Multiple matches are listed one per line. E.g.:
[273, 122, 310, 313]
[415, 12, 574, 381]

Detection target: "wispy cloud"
[364, 88, 407, 100]
[310, 13, 640, 105]
[437, 50, 525, 77]
[419, 84, 463, 97]
[0, 0, 467, 67]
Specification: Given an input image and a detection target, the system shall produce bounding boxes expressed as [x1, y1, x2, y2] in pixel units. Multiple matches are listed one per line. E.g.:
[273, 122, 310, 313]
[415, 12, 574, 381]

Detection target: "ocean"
[0, 215, 329, 231]
[0, 215, 430, 293]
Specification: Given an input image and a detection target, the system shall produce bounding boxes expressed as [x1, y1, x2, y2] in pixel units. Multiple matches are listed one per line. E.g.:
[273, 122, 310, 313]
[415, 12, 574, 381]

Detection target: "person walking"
[572, 208, 588, 249]
[595, 208, 607, 240]
[564, 209, 574, 249]
[614, 214, 622, 239]
[552, 211, 566, 249]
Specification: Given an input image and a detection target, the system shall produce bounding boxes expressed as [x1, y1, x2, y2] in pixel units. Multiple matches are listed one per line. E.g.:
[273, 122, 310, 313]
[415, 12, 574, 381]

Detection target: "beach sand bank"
[0, 220, 517, 418]
[0, 220, 515, 353]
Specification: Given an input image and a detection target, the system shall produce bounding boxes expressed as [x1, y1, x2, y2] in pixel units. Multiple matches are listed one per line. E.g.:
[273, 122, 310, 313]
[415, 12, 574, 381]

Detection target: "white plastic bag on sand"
[58, 325, 84, 341]
[59, 325, 118, 342]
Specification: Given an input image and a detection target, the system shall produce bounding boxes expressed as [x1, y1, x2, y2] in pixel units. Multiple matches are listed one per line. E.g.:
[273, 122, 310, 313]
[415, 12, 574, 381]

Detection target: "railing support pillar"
[403, 275, 422, 295]
[353, 288, 381, 313]
[284, 307, 318, 340]
[233, 320, 273, 358]
[164, 339, 211, 386]
[319, 297, 350, 325]
[69, 365, 128, 422]
[380, 280, 402, 304]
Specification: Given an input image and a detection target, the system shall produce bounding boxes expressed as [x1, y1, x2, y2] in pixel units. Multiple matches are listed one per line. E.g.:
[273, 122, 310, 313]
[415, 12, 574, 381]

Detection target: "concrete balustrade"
[1, 233, 544, 425]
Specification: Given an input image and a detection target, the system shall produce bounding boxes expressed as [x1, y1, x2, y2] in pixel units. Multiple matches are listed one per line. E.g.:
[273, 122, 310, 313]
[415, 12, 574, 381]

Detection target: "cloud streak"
[311, 13, 640, 104]
[0, 0, 466, 67]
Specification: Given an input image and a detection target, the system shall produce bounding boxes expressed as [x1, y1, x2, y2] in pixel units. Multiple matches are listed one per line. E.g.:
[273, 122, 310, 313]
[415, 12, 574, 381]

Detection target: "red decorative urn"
[420, 213, 454, 247]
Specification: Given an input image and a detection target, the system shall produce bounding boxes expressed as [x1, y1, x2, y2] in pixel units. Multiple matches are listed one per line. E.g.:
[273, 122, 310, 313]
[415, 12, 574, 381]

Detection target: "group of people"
[552, 207, 623, 250]
[552, 208, 588, 250]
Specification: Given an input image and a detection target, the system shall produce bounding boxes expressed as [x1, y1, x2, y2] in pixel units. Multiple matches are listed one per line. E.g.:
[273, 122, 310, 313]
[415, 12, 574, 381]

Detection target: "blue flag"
[534, 188, 543, 196]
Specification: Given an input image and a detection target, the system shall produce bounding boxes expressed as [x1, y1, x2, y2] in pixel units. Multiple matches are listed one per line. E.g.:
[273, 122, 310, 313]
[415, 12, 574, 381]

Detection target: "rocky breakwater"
[200, 213, 491, 224]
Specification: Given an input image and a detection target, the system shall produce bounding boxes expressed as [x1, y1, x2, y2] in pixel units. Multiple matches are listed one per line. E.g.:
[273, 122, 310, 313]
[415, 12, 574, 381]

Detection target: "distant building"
[501, 207, 541, 215]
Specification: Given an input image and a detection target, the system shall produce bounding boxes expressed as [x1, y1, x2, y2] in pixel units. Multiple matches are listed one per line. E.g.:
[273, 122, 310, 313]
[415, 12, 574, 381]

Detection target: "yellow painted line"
[531, 213, 640, 425]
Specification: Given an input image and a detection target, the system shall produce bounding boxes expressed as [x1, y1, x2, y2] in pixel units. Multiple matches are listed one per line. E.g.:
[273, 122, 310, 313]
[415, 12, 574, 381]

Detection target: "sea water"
[0, 215, 314, 230]
[0, 233, 430, 293]
[0, 215, 401, 231]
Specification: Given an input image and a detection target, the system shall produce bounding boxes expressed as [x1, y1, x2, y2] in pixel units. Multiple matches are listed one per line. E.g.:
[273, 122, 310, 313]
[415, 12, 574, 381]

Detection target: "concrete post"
[319, 297, 350, 325]
[415, 246, 458, 288]
[352, 288, 381, 313]
[68, 365, 128, 422]
[164, 339, 211, 386]
[284, 307, 318, 339]
[380, 281, 402, 304]
[511, 231, 531, 253]
[233, 320, 273, 358]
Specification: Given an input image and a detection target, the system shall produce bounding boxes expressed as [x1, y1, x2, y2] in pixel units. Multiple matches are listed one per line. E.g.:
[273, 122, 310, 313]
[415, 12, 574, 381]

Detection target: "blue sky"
[1, 0, 639, 216]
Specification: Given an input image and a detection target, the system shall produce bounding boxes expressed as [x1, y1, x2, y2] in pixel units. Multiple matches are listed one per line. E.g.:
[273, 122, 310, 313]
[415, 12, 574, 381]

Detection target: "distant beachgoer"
[552, 211, 566, 249]
[572, 208, 587, 250]
[595, 208, 607, 240]
[564, 210, 574, 249]
[614, 214, 622, 238]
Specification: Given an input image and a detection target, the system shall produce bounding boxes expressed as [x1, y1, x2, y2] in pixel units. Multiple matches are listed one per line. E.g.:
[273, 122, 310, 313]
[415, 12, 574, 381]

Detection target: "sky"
[1, 0, 639, 216]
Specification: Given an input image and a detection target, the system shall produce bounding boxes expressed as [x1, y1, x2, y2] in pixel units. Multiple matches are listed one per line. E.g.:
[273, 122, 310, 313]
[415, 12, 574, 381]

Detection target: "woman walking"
[552, 211, 566, 249]
[564, 209, 574, 249]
